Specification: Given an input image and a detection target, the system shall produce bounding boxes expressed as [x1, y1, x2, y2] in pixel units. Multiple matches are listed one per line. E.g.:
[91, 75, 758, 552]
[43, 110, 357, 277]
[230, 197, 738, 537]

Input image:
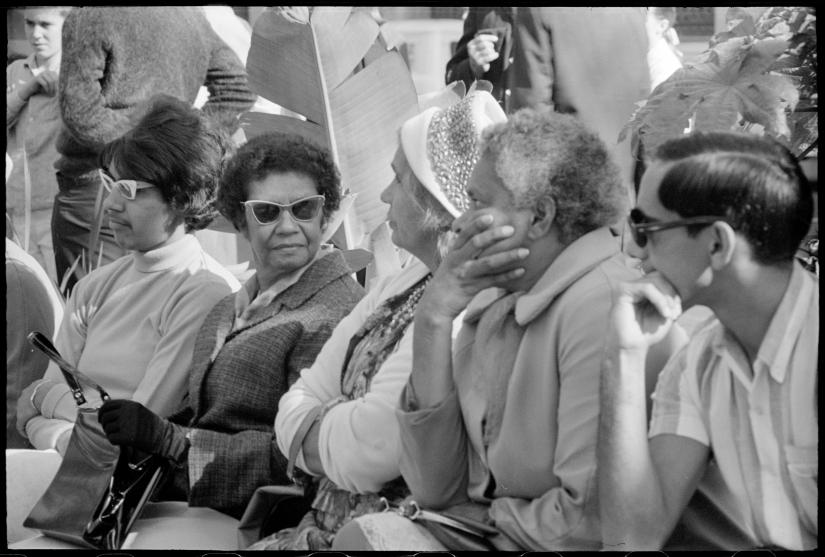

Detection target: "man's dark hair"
[653, 131, 812, 265]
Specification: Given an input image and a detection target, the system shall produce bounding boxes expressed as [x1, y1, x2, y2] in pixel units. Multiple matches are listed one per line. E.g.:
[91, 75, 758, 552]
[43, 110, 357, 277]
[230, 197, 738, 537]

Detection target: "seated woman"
[96, 131, 365, 520]
[16, 94, 241, 454]
[334, 107, 688, 551]
[246, 88, 507, 550]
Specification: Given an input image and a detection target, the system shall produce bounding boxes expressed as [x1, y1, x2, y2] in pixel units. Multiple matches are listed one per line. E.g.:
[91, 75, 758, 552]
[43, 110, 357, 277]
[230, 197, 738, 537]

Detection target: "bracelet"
[29, 381, 52, 412]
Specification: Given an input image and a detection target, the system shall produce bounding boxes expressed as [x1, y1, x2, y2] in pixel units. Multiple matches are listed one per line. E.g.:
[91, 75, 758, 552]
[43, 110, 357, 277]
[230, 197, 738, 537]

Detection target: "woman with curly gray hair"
[335, 107, 686, 551]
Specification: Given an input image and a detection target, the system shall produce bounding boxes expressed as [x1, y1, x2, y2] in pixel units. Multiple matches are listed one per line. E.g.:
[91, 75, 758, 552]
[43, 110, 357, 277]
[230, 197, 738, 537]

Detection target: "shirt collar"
[515, 226, 621, 325]
[133, 234, 200, 273]
[23, 52, 61, 74]
[234, 243, 332, 326]
[753, 261, 815, 382]
[712, 261, 815, 383]
[463, 227, 622, 325]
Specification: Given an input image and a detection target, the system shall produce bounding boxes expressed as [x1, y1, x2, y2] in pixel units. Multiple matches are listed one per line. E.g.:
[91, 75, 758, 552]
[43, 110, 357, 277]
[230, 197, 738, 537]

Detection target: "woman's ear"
[528, 198, 556, 239]
[238, 220, 250, 242]
[708, 220, 736, 269]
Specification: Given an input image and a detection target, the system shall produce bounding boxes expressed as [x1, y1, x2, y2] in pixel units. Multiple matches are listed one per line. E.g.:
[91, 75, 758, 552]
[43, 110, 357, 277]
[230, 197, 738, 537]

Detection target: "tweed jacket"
[164, 250, 364, 519]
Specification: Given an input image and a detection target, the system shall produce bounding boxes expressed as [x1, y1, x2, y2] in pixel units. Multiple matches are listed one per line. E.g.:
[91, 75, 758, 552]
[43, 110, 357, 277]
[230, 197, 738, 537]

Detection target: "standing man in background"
[446, 7, 650, 204]
[52, 6, 256, 293]
[6, 6, 71, 284]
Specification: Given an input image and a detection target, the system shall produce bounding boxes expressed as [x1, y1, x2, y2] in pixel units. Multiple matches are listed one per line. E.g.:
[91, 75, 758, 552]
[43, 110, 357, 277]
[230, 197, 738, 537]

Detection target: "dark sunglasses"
[241, 195, 325, 225]
[627, 208, 725, 248]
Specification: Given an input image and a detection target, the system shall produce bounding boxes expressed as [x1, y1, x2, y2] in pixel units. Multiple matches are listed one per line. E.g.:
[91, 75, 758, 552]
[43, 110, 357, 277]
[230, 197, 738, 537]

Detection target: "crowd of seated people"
[6, 83, 817, 552]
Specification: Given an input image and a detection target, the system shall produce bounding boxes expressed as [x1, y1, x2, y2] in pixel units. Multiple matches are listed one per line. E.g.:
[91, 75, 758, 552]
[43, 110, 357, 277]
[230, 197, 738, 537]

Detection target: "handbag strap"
[286, 405, 321, 481]
[383, 499, 494, 537]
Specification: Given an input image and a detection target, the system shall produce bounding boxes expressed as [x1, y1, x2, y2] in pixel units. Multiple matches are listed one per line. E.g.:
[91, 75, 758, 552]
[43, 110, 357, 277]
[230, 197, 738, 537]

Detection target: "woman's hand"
[98, 399, 168, 453]
[609, 271, 683, 354]
[99, 399, 191, 462]
[422, 211, 528, 321]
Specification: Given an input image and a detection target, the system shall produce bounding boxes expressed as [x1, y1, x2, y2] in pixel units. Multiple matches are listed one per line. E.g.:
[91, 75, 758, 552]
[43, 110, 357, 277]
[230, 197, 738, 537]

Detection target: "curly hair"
[218, 132, 342, 233]
[652, 131, 812, 265]
[480, 107, 627, 245]
[98, 94, 232, 232]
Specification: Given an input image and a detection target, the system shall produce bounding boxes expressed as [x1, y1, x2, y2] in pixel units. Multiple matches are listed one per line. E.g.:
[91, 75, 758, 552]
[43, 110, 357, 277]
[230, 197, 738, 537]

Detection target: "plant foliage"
[622, 6, 816, 160]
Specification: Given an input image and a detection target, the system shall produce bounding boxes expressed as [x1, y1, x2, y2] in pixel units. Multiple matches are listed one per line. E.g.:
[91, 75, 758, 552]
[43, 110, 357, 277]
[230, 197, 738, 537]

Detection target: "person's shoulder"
[6, 57, 27, 74]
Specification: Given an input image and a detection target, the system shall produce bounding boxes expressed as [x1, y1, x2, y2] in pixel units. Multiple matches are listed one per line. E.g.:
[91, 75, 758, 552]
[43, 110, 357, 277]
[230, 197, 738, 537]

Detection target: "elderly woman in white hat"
[245, 86, 507, 551]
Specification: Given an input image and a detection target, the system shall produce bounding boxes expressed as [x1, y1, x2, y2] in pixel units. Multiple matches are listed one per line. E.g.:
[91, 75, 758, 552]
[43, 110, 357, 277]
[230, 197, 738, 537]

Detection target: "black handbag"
[22, 332, 170, 549]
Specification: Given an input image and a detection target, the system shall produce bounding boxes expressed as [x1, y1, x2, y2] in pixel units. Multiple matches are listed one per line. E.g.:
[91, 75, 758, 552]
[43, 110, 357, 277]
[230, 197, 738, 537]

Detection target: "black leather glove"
[98, 399, 189, 462]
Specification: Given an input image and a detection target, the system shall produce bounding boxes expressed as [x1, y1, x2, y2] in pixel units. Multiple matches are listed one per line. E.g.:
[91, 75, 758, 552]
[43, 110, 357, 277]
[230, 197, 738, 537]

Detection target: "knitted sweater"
[55, 6, 256, 176]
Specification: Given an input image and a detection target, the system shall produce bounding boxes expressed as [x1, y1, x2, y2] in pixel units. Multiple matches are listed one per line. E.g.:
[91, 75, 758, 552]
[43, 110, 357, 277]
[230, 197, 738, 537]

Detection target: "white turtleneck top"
[24, 234, 240, 450]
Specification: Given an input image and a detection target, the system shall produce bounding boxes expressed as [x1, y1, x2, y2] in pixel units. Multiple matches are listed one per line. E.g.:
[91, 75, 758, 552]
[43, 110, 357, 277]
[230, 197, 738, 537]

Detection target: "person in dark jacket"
[446, 7, 650, 202]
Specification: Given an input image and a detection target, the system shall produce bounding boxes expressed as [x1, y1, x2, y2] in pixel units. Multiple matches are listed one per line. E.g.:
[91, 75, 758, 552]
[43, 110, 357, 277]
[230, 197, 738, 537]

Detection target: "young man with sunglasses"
[598, 131, 817, 550]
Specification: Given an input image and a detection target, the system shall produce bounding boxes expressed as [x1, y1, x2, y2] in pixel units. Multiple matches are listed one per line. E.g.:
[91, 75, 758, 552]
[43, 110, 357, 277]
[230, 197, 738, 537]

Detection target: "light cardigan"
[397, 227, 641, 550]
[24, 234, 240, 449]
[276, 258, 450, 494]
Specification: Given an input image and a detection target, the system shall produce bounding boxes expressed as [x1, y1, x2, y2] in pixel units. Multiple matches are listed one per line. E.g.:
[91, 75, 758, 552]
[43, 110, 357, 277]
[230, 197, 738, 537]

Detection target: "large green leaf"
[627, 36, 798, 158]
[244, 6, 420, 273]
[625, 7, 814, 162]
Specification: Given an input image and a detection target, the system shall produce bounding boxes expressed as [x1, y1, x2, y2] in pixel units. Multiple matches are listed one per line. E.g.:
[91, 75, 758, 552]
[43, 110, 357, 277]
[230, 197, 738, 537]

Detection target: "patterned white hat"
[400, 88, 506, 218]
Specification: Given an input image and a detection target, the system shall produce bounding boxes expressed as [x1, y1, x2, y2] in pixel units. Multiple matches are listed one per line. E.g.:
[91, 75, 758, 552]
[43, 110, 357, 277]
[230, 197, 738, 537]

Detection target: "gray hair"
[480, 107, 627, 245]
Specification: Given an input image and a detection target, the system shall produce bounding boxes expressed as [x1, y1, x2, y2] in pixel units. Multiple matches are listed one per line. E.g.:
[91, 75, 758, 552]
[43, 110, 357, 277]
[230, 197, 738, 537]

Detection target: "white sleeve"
[275, 284, 380, 472]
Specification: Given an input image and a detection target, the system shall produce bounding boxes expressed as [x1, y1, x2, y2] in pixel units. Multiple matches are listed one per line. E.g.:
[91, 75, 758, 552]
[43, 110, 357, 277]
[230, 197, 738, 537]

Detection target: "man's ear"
[708, 220, 736, 269]
[528, 198, 556, 239]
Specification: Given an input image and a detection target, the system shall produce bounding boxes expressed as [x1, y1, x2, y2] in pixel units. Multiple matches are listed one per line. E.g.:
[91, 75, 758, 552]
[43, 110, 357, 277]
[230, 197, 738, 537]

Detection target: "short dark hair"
[218, 132, 342, 232]
[481, 107, 627, 245]
[98, 94, 231, 232]
[652, 131, 812, 265]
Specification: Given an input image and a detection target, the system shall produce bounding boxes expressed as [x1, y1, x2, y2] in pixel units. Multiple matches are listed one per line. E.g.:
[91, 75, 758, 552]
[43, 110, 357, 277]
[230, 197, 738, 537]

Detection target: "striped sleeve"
[648, 342, 710, 446]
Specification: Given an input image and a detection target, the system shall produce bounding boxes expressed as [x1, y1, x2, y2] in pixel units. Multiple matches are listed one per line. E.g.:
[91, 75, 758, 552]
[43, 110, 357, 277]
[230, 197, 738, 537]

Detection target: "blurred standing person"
[445, 8, 649, 204]
[645, 7, 683, 91]
[52, 6, 256, 294]
[445, 8, 516, 110]
[6, 6, 71, 284]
